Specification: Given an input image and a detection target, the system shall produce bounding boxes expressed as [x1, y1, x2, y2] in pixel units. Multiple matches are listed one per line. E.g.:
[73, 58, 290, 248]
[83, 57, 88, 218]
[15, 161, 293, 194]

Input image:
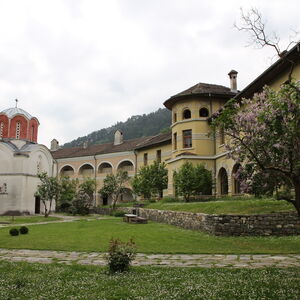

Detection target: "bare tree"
[234, 7, 299, 80]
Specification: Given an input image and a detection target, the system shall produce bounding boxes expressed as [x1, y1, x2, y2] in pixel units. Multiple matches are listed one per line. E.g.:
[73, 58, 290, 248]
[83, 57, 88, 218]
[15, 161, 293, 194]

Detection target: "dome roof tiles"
[1, 107, 34, 120]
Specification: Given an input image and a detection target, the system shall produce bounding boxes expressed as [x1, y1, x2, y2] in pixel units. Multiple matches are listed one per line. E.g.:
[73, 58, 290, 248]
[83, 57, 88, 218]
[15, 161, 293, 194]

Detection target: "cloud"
[0, 0, 299, 147]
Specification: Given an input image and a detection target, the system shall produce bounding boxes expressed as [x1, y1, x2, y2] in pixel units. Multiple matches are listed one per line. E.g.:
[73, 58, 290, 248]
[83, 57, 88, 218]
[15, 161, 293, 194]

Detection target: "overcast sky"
[0, 0, 299, 147]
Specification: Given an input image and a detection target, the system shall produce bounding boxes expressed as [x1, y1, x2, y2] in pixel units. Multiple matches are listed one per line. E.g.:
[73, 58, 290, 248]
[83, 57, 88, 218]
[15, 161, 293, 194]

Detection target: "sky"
[0, 0, 299, 147]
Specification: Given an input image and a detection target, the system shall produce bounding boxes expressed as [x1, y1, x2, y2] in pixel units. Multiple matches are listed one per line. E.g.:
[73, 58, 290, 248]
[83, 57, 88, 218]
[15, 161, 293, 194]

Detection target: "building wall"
[55, 151, 137, 206]
[0, 140, 54, 215]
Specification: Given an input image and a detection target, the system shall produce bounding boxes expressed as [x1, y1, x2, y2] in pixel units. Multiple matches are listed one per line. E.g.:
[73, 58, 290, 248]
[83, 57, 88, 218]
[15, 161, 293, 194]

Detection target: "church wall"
[9, 115, 28, 140]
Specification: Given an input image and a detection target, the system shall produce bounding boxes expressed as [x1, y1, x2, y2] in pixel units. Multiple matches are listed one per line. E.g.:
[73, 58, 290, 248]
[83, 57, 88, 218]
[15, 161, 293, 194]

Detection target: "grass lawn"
[0, 215, 62, 224]
[119, 198, 295, 215]
[0, 261, 299, 299]
[1, 218, 299, 254]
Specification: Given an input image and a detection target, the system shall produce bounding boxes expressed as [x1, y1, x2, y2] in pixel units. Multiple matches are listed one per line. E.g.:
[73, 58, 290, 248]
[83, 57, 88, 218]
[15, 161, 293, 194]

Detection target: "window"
[173, 113, 177, 123]
[183, 109, 191, 119]
[31, 125, 35, 140]
[143, 153, 148, 166]
[183, 129, 192, 148]
[173, 132, 177, 150]
[156, 150, 161, 163]
[220, 128, 225, 145]
[199, 107, 209, 117]
[16, 122, 21, 139]
[0, 122, 3, 138]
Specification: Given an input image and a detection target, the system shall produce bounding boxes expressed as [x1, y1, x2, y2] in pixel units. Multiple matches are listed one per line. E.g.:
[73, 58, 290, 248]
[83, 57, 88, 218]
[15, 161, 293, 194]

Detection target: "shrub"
[113, 211, 126, 217]
[106, 238, 136, 273]
[9, 228, 19, 236]
[59, 202, 71, 212]
[160, 197, 180, 203]
[68, 206, 77, 216]
[19, 226, 29, 234]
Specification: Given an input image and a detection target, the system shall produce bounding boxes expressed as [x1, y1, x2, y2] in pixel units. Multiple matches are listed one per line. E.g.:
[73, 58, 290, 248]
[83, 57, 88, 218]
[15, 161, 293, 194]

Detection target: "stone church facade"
[0, 107, 55, 215]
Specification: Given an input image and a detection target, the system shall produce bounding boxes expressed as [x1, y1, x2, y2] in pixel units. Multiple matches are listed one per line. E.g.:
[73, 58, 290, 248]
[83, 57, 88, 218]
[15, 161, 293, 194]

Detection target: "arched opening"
[232, 164, 242, 195]
[79, 164, 94, 176]
[183, 109, 191, 119]
[218, 167, 228, 195]
[118, 160, 134, 172]
[120, 188, 134, 202]
[60, 165, 75, 176]
[98, 162, 112, 174]
[199, 107, 209, 117]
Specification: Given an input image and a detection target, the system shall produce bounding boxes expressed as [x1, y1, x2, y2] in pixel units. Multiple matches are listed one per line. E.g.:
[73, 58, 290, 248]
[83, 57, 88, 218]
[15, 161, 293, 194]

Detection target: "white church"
[0, 104, 55, 215]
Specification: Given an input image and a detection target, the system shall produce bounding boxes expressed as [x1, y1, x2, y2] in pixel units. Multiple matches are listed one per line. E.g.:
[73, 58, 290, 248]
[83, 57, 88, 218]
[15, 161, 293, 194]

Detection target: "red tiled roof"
[52, 136, 151, 159]
[134, 132, 171, 150]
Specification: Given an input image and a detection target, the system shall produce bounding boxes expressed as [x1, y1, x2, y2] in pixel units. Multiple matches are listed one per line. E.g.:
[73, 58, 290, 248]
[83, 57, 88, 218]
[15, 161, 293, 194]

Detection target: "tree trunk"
[293, 178, 300, 216]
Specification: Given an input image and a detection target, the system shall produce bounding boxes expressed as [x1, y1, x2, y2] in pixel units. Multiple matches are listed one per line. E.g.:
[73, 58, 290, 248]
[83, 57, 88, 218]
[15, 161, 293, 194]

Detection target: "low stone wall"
[95, 207, 300, 236]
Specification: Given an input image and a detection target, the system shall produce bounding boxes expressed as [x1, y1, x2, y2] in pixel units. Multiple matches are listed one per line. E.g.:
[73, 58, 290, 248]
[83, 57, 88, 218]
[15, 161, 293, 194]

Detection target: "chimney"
[228, 70, 238, 92]
[50, 139, 59, 151]
[114, 130, 123, 145]
[83, 141, 88, 149]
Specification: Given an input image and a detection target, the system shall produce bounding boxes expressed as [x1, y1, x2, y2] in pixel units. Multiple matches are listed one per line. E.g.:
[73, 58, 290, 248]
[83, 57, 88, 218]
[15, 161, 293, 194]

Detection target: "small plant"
[9, 228, 19, 236]
[106, 238, 136, 273]
[113, 211, 126, 217]
[19, 226, 29, 234]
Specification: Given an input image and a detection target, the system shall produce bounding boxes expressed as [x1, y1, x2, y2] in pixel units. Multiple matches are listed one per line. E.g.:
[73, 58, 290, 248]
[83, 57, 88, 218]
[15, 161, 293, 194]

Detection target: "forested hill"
[62, 108, 171, 148]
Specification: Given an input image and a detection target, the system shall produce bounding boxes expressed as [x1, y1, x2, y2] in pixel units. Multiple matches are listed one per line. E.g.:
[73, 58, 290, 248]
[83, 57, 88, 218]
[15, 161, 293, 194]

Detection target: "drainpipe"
[209, 93, 217, 198]
[94, 155, 97, 207]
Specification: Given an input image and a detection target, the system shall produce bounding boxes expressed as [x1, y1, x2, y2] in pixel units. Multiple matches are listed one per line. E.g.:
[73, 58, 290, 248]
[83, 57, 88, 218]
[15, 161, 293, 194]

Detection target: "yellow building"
[52, 42, 300, 204]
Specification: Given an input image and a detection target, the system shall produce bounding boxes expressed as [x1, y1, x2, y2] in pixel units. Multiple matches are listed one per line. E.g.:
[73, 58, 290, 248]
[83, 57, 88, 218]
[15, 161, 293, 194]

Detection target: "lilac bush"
[212, 81, 300, 214]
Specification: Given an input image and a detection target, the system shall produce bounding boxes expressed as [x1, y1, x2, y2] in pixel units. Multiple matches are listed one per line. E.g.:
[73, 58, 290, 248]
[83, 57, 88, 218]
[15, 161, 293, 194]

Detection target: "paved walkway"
[0, 214, 106, 228]
[0, 249, 299, 268]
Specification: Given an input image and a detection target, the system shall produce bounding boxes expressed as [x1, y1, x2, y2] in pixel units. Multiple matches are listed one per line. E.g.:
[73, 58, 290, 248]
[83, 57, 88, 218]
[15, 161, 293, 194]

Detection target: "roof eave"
[163, 92, 236, 110]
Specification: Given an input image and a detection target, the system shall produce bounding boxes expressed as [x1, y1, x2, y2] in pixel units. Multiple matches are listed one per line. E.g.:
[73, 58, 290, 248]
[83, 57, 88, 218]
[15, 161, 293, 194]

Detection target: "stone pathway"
[0, 249, 299, 268]
[0, 214, 106, 228]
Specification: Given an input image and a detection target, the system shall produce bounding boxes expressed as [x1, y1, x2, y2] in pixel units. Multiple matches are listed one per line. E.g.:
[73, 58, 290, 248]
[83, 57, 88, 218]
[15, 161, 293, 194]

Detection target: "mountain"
[62, 108, 171, 148]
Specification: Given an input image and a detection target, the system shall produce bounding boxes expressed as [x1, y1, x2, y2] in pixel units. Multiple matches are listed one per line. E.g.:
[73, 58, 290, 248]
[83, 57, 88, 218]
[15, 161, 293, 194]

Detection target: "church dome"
[1, 107, 34, 120]
[0, 105, 39, 143]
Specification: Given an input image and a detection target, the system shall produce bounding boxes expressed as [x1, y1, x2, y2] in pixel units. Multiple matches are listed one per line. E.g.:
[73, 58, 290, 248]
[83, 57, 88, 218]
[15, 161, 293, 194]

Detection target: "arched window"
[199, 107, 209, 117]
[219, 128, 225, 145]
[183, 109, 191, 119]
[31, 125, 35, 141]
[218, 168, 228, 195]
[98, 162, 112, 174]
[60, 165, 75, 176]
[118, 160, 134, 172]
[16, 122, 21, 139]
[173, 113, 177, 123]
[0, 122, 3, 138]
[79, 164, 94, 176]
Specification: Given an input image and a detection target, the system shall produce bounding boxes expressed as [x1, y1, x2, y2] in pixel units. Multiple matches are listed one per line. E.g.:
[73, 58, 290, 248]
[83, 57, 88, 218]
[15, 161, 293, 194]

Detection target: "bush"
[106, 238, 136, 273]
[59, 202, 71, 212]
[9, 228, 19, 236]
[19, 226, 29, 234]
[68, 206, 77, 216]
[160, 197, 180, 203]
[113, 211, 126, 217]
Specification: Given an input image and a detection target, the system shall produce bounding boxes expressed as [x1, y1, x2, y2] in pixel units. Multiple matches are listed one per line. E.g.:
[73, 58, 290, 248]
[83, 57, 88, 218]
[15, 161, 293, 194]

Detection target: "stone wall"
[95, 207, 300, 236]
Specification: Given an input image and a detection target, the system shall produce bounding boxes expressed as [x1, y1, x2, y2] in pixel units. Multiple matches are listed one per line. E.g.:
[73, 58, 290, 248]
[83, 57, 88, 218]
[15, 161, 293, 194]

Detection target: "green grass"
[0, 215, 62, 224]
[0, 261, 299, 299]
[1, 218, 299, 254]
[121, 198, 295, 215]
